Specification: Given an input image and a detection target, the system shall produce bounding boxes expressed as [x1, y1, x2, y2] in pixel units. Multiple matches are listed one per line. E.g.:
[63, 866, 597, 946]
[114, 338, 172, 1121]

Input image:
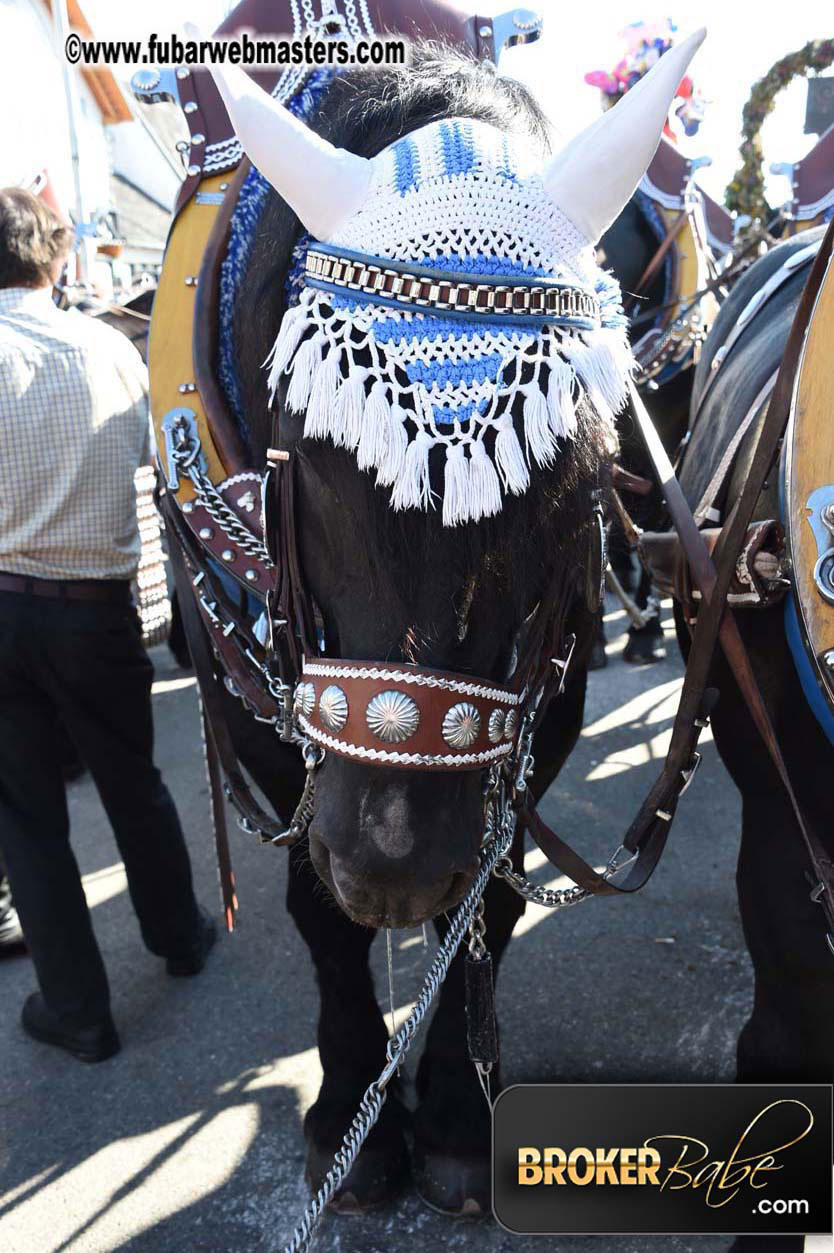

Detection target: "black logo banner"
[492, 1084, 832, 1235]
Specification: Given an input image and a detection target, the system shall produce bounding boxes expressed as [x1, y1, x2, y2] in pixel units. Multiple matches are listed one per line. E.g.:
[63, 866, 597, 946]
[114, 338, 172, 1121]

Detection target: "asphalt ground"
[0, 599, 828, 1253]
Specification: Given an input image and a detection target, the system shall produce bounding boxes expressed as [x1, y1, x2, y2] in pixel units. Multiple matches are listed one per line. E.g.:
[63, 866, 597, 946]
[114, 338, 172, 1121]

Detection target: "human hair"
[0, 187, 73, 288]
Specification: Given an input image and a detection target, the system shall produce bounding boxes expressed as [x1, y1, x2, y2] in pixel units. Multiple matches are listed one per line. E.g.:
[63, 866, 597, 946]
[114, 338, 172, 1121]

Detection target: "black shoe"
[165, 907, 217, 977]
[0, 905, 25, 954]
[21, 992, 120, 1063]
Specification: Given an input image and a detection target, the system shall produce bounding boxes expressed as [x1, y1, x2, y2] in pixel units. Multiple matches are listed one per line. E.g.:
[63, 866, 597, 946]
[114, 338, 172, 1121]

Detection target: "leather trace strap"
[521, 219, 834, 938]
[632, 208, 689, 298]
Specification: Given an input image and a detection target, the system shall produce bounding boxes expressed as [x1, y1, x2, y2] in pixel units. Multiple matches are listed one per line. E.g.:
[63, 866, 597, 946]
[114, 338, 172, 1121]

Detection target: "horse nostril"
[436, 869, 475, 915]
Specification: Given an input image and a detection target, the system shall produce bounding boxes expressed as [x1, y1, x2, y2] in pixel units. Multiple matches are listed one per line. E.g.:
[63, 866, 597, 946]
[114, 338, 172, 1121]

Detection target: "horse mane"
[234, 44, 610, 661]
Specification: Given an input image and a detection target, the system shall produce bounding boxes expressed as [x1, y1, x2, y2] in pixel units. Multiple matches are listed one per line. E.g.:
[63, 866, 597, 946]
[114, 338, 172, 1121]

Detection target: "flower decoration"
[584, 18, 705, 141]
[725, 38, 834, 228]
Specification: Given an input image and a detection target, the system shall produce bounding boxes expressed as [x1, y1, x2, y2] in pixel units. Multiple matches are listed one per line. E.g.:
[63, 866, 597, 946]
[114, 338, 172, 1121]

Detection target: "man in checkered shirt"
[0, 188, 215, 1063]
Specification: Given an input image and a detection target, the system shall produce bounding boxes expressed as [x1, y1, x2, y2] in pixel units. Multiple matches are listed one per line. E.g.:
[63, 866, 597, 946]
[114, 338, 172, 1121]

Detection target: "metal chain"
[281, 790, 515, 1253]
[493, 842, 638, 910]
[493, 857, 591, 909]
[466, 896, 493, 1107]
[167, 416, 273, 567]
[467, 896, 487, 960]
[185, 462, 274, 566]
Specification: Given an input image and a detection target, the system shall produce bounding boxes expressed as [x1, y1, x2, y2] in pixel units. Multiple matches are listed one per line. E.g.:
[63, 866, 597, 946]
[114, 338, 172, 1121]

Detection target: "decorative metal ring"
[319, 684, 348, 732]
[503, 708, 519, 740]
[366, 690, 420, 743]
[442, 702, 481, 749]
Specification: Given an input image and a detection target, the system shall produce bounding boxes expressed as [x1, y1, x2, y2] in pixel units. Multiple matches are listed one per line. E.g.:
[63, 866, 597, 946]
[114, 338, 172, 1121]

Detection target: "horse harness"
[624, 139, 724, 385]
[146, 26, 834, 952]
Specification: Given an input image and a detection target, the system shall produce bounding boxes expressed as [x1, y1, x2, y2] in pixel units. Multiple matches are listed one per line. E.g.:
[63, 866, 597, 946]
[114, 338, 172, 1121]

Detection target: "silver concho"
[319, 684, 349, 732]
[487, 708, 506, 743]
[366, 690, 420, 743]
[293, 681, 316, 719]
[442, 702, 481, 749]
[503, 708, 519, 740]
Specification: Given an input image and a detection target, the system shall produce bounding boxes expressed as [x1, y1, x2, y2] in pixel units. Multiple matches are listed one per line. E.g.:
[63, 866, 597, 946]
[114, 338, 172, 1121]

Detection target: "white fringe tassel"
[442, 443, 471, 527]
[357, 381, 390, 468]
[523, 385, 558, 469]
[265, 303, 309, 402]
[304, 348, 342, 439]
[376, 404, 409, 487]
[495, 413, 529, 495]
[561, 328, 633, 423]
[469, 438, 502, 521]
[332, 368, 368, 448]
[285, 335, 323, 414]
[391, 430, 433, 512]
[547, 358, 577, 440]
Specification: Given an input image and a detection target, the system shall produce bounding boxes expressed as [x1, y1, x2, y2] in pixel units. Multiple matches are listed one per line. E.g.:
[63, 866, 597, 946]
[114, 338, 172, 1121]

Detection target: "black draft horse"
[185, 44, 792, 1241]
[675, 226, 832, 1253]
[215, 48, 606, 1214]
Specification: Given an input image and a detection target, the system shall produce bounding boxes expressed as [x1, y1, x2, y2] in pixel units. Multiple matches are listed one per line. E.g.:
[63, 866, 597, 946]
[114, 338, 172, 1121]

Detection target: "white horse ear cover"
[203, 26, 706, 525]
[541, 28, 706, 244]
[200, 58, 373, 239]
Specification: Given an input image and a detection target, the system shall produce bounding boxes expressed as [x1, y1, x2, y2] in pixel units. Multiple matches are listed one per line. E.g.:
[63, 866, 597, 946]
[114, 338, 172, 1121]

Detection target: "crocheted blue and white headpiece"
[206, 30, 705, 525]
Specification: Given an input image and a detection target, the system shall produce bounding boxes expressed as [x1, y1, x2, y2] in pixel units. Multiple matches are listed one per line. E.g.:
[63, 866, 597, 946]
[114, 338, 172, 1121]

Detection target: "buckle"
[679, 751, 702, 797]
[551, 633, 577, 695]
[604, 844, 639, 879]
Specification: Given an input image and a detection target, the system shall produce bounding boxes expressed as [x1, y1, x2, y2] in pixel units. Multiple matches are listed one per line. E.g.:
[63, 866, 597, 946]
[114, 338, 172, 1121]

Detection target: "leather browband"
[295, 657, 522, 770]
[304, 245, 601, 328]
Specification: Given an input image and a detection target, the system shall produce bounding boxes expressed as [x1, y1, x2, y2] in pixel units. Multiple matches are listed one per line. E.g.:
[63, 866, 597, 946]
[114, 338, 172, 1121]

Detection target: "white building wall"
[109, 114, 180, 212]
[0, 0, 111, 220]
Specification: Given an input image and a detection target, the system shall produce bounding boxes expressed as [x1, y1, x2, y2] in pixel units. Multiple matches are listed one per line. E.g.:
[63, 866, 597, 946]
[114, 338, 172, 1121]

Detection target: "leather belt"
[0, 572, 132, 603]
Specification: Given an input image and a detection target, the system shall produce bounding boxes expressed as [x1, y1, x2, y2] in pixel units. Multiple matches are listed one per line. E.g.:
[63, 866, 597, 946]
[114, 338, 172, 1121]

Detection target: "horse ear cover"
[192, 24, 705, 525]
[185, 21, 373, 239]
[198, 23, 705, 247]
[541, 28, 707, 244]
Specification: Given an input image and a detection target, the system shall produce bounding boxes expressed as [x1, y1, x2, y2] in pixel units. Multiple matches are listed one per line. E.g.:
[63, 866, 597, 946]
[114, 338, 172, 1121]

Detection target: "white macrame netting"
[266, 116, 634, 525]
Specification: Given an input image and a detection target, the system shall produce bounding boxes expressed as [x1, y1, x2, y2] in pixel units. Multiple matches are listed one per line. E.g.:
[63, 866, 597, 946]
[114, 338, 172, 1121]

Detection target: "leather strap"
[691, 370, 778, 526]
[632, 209, 689, 298]
[688, 242, 818, 430]
[519, 217, 834, 935]
[201, 705, 239, 933]
[296, 656, 520, 771]
[162, 493, 294, 850]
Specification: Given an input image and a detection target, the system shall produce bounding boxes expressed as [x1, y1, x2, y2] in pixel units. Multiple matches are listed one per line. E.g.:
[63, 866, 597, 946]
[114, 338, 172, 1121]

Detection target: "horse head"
[219, 33, 704, 927]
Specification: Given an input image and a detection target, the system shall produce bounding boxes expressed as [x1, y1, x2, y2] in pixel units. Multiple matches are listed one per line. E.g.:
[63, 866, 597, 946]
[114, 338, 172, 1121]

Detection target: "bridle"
[154, 141, 834, 951]
[144, 21, 834, 1243]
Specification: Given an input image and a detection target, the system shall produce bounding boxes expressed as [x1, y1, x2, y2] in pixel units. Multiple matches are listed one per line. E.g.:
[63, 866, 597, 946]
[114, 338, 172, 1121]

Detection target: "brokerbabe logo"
[492, 1084, 832, 1236]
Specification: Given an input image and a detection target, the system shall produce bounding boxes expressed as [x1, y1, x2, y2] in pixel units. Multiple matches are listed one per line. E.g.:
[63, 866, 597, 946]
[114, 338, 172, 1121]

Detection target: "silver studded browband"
[304, 245, 601, 328]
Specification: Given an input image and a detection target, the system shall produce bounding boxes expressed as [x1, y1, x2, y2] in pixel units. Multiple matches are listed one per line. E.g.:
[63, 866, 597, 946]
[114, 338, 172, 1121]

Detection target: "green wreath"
[726, 38, 834, 225]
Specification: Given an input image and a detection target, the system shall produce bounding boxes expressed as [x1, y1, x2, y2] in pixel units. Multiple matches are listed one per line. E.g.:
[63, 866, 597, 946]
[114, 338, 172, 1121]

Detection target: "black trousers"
[0, 590, 201, 1025]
